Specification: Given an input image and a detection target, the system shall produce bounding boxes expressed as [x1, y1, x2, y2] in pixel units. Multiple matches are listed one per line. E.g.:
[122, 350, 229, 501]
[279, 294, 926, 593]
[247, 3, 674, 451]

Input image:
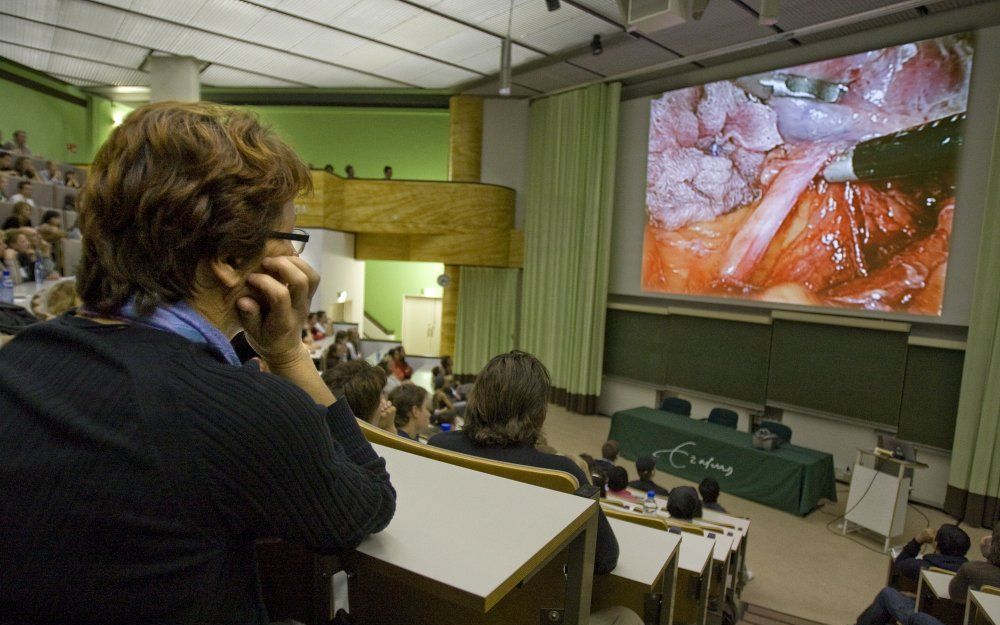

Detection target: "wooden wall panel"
[440, 265, 460, 358]
[448, 95, 483, 183]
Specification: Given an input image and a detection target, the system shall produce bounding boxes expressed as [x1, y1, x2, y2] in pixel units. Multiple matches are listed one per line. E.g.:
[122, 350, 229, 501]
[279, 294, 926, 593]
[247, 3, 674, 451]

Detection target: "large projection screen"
[641, 33, 971, 317]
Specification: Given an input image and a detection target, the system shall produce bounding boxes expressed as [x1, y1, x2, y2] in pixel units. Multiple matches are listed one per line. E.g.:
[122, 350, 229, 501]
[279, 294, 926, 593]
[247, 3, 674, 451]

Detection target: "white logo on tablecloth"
[652, 441, 734, 477]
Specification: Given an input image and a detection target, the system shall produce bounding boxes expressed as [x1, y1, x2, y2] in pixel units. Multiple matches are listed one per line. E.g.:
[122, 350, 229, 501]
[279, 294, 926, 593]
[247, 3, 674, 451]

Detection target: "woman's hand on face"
[237, 254, 320, 367]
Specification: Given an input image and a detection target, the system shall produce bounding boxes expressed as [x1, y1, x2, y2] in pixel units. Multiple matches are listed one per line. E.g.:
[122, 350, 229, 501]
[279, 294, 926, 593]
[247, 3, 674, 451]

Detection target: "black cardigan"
[0, 314, 396, 624]
[428, 430, 619, 575]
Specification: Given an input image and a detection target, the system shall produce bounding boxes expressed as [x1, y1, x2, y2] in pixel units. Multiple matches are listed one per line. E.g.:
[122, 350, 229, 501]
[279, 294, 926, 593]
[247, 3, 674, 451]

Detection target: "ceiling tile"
[126, 0, 207, 23]
[290, 28, 372, 61]
[460, 44, 543, 74]
[187, 0, 269, 38]
[241, 12, 320, 49]
[201, 63, 302, 86]
[272, 0, 359, 24]
[514, 60, 601, 91]
[566, 36, 680, 76]
[0, 15, 57, 49]
[327, 0, 423, 38]
[334, 41, 408, 72]
[378, 12, 466, 50]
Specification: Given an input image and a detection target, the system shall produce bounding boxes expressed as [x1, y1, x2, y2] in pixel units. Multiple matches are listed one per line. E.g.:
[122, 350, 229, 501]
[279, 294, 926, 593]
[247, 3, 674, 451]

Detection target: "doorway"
[402, 295, 442, 356]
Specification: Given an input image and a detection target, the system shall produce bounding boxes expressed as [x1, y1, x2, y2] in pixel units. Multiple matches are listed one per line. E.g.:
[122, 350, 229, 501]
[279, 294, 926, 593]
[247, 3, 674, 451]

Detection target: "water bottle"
[0, 270, 13, 304]
[33, 254, 45, 285]
[643, 491, 658, 515]
[440, 423, 452, 433]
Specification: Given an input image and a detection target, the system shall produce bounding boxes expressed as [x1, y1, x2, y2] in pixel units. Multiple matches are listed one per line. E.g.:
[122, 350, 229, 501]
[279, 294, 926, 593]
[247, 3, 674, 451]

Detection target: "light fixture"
[759, 0, 780, 26]
[337, 290, 348, 304]
[499, 0, 514, 96]
[546, 0, 560, 11]
[590, 34, 603, 56]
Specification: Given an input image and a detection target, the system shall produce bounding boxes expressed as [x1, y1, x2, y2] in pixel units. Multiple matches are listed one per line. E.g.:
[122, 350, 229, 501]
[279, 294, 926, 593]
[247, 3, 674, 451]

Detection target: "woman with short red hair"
[0, 102, 395, 624]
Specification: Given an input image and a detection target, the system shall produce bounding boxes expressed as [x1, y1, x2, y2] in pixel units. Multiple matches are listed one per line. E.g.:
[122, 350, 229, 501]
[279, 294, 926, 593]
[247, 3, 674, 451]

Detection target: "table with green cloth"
[609, 407, 837, 515]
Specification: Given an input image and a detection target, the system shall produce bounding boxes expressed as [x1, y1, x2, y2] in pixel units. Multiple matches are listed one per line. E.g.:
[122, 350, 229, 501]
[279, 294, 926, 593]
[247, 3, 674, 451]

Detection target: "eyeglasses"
[268, 228, 309, 254]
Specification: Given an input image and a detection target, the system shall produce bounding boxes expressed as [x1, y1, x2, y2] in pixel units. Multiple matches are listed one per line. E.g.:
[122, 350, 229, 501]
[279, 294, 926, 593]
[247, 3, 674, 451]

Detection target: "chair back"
[760, 420, 792, 443]
[602, 506, 671, 531]
[61, 238, 82, 277]
[660, 396, 692, 417]
[707, 408, 738, 429]
[357, 419, 579, 494]
[982, 585, 1000, 596]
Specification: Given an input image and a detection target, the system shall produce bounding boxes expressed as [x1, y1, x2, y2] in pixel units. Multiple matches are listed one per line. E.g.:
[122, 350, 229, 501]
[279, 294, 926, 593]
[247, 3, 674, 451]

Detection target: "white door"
[402, 295, 442, 356]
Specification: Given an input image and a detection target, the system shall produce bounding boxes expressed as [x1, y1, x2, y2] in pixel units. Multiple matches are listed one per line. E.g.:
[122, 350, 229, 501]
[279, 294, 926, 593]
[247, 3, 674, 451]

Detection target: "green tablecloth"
[609, 407, 837, 515]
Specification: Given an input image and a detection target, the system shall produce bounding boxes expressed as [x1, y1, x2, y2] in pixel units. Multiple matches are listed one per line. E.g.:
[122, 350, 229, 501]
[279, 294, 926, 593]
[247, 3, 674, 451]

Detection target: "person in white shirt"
[9, 180, 36, 207]
[39, 161, 63, 185]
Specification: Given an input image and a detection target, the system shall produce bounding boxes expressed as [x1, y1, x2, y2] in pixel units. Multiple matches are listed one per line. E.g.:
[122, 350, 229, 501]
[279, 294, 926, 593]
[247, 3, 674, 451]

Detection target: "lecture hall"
[1, 1, 1000, 624]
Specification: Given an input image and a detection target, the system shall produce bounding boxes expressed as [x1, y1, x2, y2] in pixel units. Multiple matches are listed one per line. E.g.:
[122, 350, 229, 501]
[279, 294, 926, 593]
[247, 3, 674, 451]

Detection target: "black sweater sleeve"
[894, 538, 924, 581]
[186, 366, 396, 555]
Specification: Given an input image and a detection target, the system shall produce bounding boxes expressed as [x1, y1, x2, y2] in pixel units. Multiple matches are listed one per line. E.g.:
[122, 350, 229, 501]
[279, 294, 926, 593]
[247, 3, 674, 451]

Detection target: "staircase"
[739, 604, 829, 625]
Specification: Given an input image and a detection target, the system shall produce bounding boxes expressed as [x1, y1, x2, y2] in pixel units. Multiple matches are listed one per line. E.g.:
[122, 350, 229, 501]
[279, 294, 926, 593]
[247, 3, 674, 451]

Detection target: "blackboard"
[603, 309, 670, 384]
[897, 345, 965, 449]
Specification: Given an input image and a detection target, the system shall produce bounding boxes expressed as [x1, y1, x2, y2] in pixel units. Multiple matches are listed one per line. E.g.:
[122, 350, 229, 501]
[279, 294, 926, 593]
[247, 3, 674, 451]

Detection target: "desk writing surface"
[677, 533, 715, 574]
[970, 590, 1000, 623]
[705, 532, 733, 563]
[606, 518, 681, 586]
[356, 444, 595, 609]
[921, 569, 953, 599]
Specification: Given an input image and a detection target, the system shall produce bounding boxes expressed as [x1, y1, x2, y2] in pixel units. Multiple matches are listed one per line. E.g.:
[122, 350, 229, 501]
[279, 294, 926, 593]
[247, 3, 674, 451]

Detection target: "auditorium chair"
[759, 420, 792, 444]
[660, 396, 692, 417]
[707, 408, 738, 429]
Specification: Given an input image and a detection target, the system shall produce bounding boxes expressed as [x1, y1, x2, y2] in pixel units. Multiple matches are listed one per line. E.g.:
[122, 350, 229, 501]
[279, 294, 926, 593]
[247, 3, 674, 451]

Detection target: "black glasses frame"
[268, 228, 309, 254]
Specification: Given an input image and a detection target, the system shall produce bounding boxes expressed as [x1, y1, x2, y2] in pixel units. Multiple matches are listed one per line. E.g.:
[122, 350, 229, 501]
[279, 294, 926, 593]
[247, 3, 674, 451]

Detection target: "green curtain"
[946, 100, 1000, 528]
[520, 83, 621, 413]
[454, 266, 520, 378]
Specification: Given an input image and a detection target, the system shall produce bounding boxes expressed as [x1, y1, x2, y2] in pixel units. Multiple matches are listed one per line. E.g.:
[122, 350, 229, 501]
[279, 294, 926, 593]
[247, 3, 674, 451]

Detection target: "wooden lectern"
[842, 448, 927, 552]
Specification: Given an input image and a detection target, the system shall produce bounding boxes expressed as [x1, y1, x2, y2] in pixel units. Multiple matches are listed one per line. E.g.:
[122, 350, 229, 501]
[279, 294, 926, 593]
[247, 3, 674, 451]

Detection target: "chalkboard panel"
[897, 345, 964, 449]
[767, 319, 907, 426]
[603, 309, 670, 384]
[666, 314, 771, 405]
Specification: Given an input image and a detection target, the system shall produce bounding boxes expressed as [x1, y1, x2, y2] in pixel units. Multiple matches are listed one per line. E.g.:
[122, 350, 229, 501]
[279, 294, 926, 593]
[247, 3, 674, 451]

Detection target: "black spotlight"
[545, 0, 560, 11]
[590, 34, 603, 56]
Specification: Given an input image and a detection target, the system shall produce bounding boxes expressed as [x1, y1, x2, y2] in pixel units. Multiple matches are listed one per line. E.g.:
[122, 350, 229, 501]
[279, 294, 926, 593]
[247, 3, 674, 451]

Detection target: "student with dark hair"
[383, 165, 393, 180]
[596, 439, 619, 473]
[607, 466, 643, 504]
[429, 350, 619, 574]
[856, 522, 1000, 625]
[667, 486, 703, 521]
[698, 477, 726, 513]
[322, 359, 393, 431]
[344, 164, 355, 179]
[893, 525, 970, 582]
[629, 456, 670, 497]
[389, 383, 429, 440]
[12, 157, 36, 181]
[9, 180, 35, 207]
[2, 201, 33, 230]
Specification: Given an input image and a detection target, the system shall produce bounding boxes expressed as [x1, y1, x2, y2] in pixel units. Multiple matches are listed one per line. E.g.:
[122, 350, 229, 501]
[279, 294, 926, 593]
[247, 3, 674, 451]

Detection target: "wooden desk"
[966, 590, 1000, 625]
[918, 569, 963, 625]
[699, 510, 750, 603]
[346, 444, 600, 625]
[594, 518, 681, 625]
[675, 532, 715, 625]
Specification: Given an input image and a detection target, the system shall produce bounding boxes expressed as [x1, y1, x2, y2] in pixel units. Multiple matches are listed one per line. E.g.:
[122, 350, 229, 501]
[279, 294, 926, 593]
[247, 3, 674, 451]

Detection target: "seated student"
[389, 383, 430, 440]
[39, 160, 63, 185]
[4, 230, 36, 282]
[307, 312, 325, 340]
[607, 466, 644, 504]
[856, 522, 1000, 625]
[380, 358, 402, 395]
[629, 456, 670, 497]
[346, 327, 362, 360]
[666, 486, 703, 521]
[434, 374, 466, 419]
[0, 152, 17, 178]
[699, 477, 727, 513]
[330, 330, 349, 363]
[894, 525, 970, 583]
[2, 201, 33, 230]
[440, 354, 454, 376]
[322, 360, 396, 432]
[3, 129, 32, 156]
[428, 350, 619, 575]
[392, 346, 413, 380]
[596, 439, 619, 473]
[13, 156, 37, 180]
[10, 180, 35, 208]
[64, 169, 81, 188]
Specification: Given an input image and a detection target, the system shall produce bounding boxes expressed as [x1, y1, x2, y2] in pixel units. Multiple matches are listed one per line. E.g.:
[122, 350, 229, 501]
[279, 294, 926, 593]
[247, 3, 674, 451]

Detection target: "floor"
[541, 404, 990, 625]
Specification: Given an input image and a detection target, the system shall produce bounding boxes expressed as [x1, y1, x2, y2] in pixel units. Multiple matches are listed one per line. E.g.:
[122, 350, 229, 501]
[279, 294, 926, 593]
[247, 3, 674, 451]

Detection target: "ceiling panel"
[271, 0, 359, 24]
[419, 28, 499, 67]
[53, 1, 127, 40]
[241, 11, 321, 49]
[566, 36, 680, 76]
[2, 0, 61, 23]
[480, 2, 611, 52]
[187, 0, 270, 38]
[743, 0, 911, 31]
[0, 15, 57, 49]
[46, 55, 147, 84]
[408, 65, 483, 88]
[201, 63, 302, 87]
[460, 44, 543, 74]
[52, 30, 148, 68]
[376, 54, 478, 84]
[513, 59, 602, 91]
[0, 42, 51, 70]
[518, 13, 621, 55]
[297, 63, 402, 88]
[569, 0, 623, 22]
[645, 0, 776, 55]
[125, 0, 207, 23]
[326, 0, 423, 38]
[290, 28, 379, 62]
[334, 41, 408, 72]
[462, 80, 539, 97]
[698, 38, 796, 67]
[794, 11, 917, 45]
[378, 12, 467, 50]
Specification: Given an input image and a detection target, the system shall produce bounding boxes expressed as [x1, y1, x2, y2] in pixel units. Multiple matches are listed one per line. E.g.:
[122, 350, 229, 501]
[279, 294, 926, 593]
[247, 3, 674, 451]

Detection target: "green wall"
[364, 260, 444, 335]
[248, 105, 450, 181]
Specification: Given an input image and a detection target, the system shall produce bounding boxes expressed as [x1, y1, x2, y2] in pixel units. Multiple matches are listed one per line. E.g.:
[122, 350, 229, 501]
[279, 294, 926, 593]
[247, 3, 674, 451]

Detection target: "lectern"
[842, 448, 927, 552]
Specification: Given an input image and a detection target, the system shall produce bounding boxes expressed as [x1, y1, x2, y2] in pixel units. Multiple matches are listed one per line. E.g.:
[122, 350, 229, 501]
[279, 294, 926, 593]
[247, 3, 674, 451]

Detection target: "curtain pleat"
[520, 83, 621, 413]
[454, 266, 519, 377]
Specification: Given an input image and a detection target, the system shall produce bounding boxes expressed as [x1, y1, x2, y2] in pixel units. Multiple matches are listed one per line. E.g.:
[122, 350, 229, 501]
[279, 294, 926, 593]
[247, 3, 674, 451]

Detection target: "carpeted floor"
[541, 405, 988, 625]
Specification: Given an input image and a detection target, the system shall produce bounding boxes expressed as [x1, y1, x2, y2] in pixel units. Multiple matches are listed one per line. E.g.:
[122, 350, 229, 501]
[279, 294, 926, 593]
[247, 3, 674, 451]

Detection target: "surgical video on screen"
[642, 33, 973, 316]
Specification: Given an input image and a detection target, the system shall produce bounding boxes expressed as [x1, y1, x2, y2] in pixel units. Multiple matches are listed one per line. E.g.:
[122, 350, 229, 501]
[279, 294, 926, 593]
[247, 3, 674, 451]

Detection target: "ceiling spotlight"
[590, 34, 603, 56]
[546, 0, 560, 11]
[759, 0, 779, 26]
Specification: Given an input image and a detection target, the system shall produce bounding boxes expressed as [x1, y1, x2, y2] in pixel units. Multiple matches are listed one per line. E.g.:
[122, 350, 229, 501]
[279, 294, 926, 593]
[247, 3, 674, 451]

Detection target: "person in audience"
[428, 350, 620, 574]
[607, 466, 644, 504]
[344, 164, 355, 179]
[392, 346, 413, 380]
[322, 360, 395, 431]
[63, 169, 81, 188]
[629, 456, 670, 497]
[383, 165, 393, 180]
[0, 102, 397, 624]
[3, 129, 32, 156]
[596, 439, 619, 473]
[3, 230, 34, 281]
[894, 525, 970, 582]
[13, 157, 37, 180]
[389, 383, 430, 440]
[437, 374, 466, 417]
[10, 181, 35, 207]
[380, 358, 402, 395]
[306, 312, 325, 340]
[37, 209, 68, 263]
[579, 453, 596, 473]
[666, 486, 703, 521]
[440, 354, 454, 376]
[331, 330, 350, 363]
[315, 310, 332, 335]
[346, 326, 362, 360]
[699, 477, 727, 513]
[39, 160, 63, 185]
[856, 522, 1000, 625]
[323, 164, 334, 174]
[2, 201, 34, 230]
[0, 152, 17, 178]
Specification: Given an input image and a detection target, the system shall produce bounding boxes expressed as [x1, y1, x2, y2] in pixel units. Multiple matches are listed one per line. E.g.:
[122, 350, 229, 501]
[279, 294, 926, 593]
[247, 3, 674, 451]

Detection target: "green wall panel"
[363, 260, 443, 335]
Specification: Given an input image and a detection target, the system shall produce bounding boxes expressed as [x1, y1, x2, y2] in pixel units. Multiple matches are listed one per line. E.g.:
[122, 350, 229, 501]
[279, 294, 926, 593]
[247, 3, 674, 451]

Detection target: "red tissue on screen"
[642, 33, 973, 316]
